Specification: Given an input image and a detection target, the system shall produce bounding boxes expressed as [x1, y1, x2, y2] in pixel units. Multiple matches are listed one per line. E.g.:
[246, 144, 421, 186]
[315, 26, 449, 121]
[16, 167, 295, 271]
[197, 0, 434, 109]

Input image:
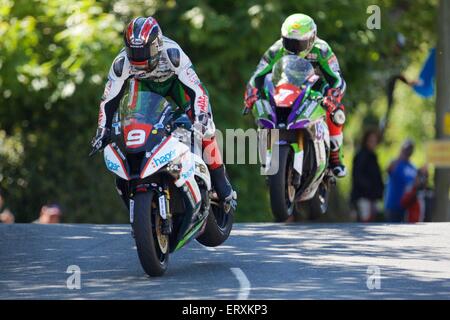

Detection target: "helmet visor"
[126, 39, 160, 66]
[126, 46, 151, 62]
[282, 37, 311, 54]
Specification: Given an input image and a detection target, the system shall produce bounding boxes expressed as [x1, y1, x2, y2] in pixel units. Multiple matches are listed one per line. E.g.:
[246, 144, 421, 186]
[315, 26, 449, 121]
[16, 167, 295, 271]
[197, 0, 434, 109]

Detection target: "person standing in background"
[0, 188, 15, 224]
[351, 129, 384, 222]
[33, 204, 62, 224]
[384, 139, 417, 222]
[401, 166, 433, 222]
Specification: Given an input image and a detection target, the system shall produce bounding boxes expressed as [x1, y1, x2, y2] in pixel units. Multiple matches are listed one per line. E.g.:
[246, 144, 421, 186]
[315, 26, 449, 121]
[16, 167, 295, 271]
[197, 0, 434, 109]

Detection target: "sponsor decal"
[129, 199, 134, 223]
[328, 55, 339, 72]
[197, 95, 209, 113]
[186, 68, 201, 85]
[303, 100, 318, 117]
[102, 80, 112, 100]
[315, 122, 325, 140]
[105, 157, 120, 171]
[98, 111, 104, 126]
[158, 195, 167, 219]
[112, 122, 121, 135]
[181, 164, 195, 180]
[152, 149, 176, 167]
[196, 163, 207, 174]
[131, 38, 144, 45]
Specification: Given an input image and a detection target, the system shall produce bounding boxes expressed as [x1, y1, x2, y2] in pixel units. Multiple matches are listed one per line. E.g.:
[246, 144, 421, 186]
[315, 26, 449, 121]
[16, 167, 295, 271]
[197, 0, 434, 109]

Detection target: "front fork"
[291, 131, 304, 187]
[115, 178, 172, 235]
[260, 129, 304, 187]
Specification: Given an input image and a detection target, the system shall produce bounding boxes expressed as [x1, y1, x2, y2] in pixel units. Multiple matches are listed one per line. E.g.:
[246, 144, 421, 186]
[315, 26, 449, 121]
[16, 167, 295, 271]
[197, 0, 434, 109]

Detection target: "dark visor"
[282, 37, 310, 54]
[125, 45, 151, 62]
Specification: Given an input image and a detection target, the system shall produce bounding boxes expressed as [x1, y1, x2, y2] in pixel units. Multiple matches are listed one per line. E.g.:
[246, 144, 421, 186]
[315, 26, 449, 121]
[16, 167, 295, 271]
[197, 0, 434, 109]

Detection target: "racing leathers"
[245, 37, 347, 177]
[94, 36, 235, 202]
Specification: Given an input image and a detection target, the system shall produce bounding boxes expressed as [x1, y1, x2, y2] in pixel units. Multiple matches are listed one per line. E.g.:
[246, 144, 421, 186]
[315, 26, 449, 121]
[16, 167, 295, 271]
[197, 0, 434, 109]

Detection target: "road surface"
[1, 223, 450, 299]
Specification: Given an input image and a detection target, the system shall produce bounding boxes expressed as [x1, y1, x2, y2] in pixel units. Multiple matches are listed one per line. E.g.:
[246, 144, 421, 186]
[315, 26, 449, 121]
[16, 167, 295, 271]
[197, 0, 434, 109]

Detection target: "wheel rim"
[285, 155, 295, 215]
[150, 202, 168, 262]
[154, 214, 169, 254]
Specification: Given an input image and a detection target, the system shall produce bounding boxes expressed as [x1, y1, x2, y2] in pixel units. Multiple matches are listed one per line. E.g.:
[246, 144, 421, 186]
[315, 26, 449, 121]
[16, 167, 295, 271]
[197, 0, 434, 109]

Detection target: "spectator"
[33, 204, 62, 224]
[384, 139, 417, 222]
[0, 188, 15, 224]
[351, 129, 384, 222]
[401, 166, 434, 222]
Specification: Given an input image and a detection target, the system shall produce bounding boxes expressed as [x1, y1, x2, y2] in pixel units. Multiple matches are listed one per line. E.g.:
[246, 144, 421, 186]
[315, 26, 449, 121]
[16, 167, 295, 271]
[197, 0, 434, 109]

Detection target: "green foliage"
[0, 0, 438, 222]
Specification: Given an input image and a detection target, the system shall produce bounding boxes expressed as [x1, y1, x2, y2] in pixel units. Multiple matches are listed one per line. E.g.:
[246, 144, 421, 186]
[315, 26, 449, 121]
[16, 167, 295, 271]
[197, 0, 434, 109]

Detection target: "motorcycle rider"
[91, 16, 236, 207]
[244, 13, 347, 178]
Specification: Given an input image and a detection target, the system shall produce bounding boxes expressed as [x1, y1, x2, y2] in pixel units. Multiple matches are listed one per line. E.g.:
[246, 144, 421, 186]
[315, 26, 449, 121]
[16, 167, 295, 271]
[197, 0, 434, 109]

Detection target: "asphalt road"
[1, 223, 450, 299]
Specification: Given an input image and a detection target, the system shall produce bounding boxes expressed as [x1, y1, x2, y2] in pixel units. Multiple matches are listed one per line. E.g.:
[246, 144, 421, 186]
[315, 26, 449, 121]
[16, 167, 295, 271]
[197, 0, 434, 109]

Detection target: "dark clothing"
[351, 147, 384, 202]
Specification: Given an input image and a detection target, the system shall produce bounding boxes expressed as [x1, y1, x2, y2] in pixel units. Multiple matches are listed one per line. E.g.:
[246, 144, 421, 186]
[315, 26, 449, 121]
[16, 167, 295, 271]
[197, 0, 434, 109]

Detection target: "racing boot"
[329, 134, 347, 178]
[209, 165, 237, 212]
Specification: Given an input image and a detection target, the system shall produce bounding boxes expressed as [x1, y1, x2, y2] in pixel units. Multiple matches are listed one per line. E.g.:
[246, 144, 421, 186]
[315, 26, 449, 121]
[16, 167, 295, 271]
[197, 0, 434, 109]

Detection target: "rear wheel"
[132, 191, 169, 277]
[196, 199, 234, 247]
[268, 145, 296, 222]
[302, 181, 330, 220]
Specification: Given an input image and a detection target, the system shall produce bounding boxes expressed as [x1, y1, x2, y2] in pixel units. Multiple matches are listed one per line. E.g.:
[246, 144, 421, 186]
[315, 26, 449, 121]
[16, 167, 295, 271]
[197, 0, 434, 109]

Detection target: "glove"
[90, 127, 111, 156]
[243, 87, 259, 115]
[194, 112, 215, 138]
[322, 95, 338, 112]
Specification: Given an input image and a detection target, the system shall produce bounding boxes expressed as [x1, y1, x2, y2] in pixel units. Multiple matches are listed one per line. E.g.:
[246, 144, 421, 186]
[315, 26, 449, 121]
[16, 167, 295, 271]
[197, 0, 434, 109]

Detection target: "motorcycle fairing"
[140, 136, 189, 179]
[104, 144, 130, 180]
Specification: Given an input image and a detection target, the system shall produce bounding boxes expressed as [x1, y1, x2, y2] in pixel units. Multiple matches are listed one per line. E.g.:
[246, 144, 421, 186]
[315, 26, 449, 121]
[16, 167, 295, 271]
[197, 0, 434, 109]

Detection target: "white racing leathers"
[97, 36, 214, 133]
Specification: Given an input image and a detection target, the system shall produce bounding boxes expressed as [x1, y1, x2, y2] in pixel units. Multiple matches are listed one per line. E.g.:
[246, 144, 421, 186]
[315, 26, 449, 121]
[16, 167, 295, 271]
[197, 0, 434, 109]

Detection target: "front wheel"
[268, 145, 296, 222]
[132, 191, 169, 277]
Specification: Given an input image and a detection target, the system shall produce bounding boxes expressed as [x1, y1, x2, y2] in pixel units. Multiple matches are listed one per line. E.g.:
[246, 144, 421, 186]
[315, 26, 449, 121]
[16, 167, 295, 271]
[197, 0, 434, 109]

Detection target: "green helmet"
[281, 14, 317, 57]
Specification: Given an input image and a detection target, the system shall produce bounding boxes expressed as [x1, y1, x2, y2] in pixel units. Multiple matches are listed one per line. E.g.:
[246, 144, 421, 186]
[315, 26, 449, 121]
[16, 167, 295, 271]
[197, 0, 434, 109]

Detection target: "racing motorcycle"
[248, 55, 336, 222]
[91, 88, 234, 277]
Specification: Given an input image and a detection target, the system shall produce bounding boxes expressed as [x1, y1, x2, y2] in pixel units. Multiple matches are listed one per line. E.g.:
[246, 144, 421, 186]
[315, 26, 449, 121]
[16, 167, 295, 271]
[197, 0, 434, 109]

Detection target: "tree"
[0, 0, 439, 222]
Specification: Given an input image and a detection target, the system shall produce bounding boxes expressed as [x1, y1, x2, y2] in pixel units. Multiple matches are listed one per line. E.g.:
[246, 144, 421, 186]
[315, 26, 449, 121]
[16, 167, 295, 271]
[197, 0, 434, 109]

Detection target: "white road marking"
[230, 267, 251, 300]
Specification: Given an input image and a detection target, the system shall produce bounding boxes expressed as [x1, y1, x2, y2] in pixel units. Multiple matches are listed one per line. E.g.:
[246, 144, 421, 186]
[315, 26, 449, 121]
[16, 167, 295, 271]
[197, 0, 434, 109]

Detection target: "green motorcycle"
[251, 55, 335, 222]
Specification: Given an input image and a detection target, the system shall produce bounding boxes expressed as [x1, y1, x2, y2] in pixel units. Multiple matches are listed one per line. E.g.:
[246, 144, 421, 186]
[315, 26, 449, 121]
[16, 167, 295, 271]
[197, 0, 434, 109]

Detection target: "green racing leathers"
[246, 37, 347, 176]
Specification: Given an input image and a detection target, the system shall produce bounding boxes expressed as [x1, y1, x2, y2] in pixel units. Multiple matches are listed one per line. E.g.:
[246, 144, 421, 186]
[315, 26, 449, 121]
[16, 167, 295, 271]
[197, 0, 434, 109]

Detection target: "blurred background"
[0, 0, 447, 223]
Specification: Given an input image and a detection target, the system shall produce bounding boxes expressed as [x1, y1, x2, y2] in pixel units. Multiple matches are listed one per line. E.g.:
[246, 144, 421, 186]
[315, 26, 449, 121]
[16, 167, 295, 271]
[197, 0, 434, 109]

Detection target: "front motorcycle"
[92, 89, 233, 277]
[250, 55, 335, 222]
